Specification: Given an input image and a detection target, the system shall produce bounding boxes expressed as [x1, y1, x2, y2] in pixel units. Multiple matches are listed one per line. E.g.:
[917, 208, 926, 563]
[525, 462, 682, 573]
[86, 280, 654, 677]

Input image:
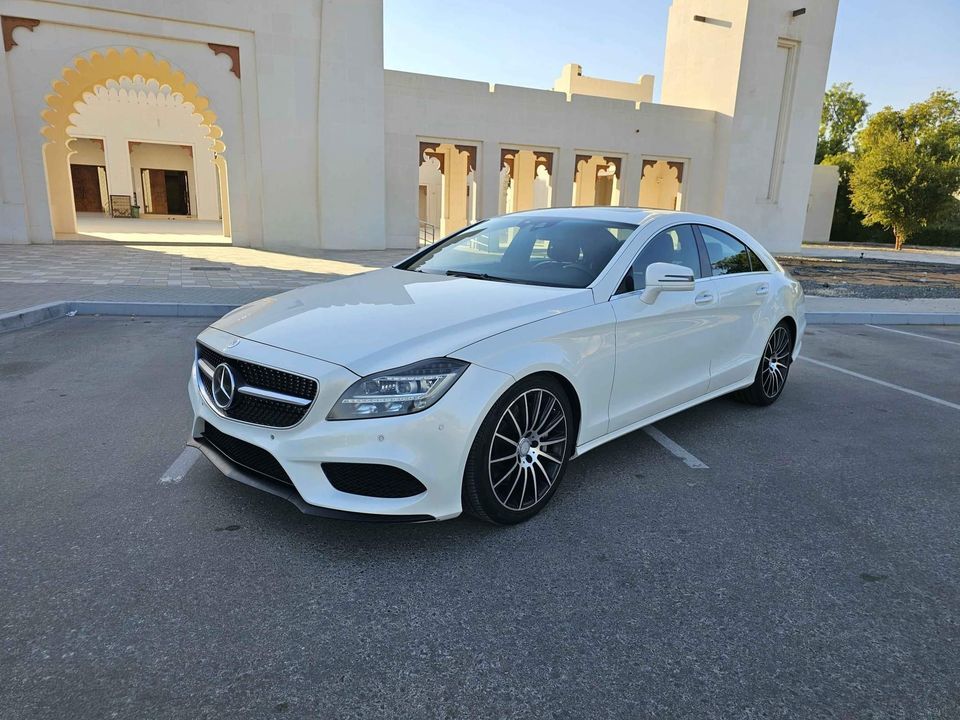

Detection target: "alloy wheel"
[488, 388, 568, 511]
[761, 326, 792, 398]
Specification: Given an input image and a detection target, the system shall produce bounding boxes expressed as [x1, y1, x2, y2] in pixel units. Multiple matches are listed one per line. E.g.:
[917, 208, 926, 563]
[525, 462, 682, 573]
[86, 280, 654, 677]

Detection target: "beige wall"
[804, 164, 840, 244]
[661, 0, 840, 251]
[0, 5, 253, 243]
[554, 63, 654, 104]
[384, 72, 718, 249]
[0, 0, 385, 249]
[69, 137, 105, 167]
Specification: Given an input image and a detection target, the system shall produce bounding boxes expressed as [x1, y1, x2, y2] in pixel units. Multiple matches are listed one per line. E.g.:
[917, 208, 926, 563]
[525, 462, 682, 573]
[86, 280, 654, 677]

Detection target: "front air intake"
[202, 423, 292, 485]
[322, 463, 427, 498]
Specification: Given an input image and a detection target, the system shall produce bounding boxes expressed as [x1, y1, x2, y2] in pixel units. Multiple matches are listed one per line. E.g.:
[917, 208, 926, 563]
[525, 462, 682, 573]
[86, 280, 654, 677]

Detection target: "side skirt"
[572, 377, 753, 459]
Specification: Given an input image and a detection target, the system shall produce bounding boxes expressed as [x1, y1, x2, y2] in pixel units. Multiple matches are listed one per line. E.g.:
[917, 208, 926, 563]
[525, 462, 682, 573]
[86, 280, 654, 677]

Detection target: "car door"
[607, 224, 721, 431]
[696, 225, 773, 390]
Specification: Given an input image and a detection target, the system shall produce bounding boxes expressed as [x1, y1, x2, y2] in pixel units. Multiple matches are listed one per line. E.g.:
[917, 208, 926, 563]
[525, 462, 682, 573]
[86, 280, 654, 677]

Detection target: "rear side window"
[699, 226, 752, 276]
[746, 247, 768, 272]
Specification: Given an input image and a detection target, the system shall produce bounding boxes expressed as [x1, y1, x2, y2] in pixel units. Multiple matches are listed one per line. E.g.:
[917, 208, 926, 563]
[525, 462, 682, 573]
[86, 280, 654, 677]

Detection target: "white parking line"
[800, 356, 960, 412]
[160, 446, 201, 484]
[643, 426, 709, 469]
[864, 324, 960, 347]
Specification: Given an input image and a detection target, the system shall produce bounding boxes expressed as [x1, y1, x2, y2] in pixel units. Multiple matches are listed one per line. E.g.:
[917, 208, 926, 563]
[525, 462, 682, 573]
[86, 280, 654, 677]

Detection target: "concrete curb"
[806, 311, 960, 325]
[0, 300, 236, 334]
[0, 301, 70, 333]
[3, 301, 960, 335]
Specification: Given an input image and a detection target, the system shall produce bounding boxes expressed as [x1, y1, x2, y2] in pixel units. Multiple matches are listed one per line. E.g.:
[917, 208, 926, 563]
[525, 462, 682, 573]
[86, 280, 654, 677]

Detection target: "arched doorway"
[40, 48, 230, 238]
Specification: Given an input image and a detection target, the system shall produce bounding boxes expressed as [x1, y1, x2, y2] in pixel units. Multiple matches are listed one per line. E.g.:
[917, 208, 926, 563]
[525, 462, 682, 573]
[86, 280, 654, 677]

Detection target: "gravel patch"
[777, 255, 960, 299]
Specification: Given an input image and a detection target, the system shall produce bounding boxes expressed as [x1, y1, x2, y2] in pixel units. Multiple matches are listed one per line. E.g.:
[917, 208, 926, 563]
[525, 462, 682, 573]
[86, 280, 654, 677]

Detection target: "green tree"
[817, 83, 875, 244]
[849, 90, 960, 249]
[817, 82, 868, 163]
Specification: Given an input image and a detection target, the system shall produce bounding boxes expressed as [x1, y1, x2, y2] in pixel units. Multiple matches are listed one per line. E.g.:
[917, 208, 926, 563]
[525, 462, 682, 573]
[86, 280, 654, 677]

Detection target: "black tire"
[462, 375, 575, 524]
[734, 321, 794, 406]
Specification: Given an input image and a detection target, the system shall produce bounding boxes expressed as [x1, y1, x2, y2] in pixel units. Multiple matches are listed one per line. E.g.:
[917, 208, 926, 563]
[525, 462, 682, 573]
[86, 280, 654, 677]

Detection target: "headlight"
[327, 358, 468, 420]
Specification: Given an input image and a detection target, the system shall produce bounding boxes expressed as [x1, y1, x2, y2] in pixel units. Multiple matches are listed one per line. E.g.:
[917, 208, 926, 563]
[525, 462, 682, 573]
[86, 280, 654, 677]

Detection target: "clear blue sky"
[383, 0, 960, 113]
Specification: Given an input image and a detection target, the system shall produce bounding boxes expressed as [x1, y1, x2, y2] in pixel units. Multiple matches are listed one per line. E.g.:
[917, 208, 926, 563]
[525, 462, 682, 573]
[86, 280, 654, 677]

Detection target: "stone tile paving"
[0, 244, 411, 288]
[0, 284, 283, 314]
[0, 244, 411, 314]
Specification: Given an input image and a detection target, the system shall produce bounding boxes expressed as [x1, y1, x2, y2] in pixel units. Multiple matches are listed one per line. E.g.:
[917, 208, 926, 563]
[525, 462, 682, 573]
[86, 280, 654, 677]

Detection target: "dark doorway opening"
[70, 164, 106, 213]
[142, 169, 191, 216]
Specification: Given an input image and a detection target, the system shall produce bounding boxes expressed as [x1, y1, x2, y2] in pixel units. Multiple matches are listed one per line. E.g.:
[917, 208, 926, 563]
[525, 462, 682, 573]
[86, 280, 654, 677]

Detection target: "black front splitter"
[188, 437, 436, 523]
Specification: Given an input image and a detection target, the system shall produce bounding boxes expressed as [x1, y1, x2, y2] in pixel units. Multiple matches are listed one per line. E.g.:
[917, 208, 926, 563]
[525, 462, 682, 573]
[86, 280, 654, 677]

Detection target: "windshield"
[401, 215, 638, 288]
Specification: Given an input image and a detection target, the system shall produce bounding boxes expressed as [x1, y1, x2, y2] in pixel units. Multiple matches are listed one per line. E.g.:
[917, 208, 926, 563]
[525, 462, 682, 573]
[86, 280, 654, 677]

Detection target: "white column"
[480, 140, 501, 219]
[193, 148, 220, 220]
[620, 155, 643, 209]
[104, 138, 133, 200]
[553, 147, 576, 210]
[0, 49, 28, 243]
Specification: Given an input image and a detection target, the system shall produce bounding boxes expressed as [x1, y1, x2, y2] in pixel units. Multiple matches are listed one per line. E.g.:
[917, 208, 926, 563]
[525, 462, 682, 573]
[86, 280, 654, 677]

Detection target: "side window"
[622, 225, 701, 292]
[747, 247, 768, 272]
[699, 226, 752, 276]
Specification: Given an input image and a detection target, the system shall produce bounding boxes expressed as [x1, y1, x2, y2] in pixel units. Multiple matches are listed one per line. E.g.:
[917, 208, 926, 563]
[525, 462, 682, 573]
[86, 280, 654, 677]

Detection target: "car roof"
[497, 207, 739, 227]
[501, 206, 662, 224]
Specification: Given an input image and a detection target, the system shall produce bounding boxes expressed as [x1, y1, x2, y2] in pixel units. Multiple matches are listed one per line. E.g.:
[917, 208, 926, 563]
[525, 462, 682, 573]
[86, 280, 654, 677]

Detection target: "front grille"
[202, 423, 292, 485]
[197, 342, 318, 428]
[323, 463, 427, 498]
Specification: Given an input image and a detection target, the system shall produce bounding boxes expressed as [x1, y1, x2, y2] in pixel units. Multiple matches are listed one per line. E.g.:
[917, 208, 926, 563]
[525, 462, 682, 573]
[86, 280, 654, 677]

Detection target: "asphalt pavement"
[2, 318, 959, 719]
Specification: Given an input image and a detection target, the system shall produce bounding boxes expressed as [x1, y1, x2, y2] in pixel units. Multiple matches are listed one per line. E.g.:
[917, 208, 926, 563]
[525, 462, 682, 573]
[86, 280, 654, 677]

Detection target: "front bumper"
[188, 327, 513, 521]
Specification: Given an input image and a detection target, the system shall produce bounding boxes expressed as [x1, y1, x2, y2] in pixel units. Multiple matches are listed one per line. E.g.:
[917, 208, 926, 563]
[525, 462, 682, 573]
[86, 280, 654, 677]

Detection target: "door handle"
[694, 291, 714, 305]
[756, 284, 770, 296]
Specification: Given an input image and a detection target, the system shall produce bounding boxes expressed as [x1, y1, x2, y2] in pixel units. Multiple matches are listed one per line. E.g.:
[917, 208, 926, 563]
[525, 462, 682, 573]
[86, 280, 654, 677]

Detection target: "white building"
[0, 0, 839, 252]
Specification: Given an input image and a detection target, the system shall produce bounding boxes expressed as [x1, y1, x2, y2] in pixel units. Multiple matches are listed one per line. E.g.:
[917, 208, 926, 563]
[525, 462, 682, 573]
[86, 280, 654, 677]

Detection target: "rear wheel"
[462, 376, 574, 524]
[735, 322, 794, 406]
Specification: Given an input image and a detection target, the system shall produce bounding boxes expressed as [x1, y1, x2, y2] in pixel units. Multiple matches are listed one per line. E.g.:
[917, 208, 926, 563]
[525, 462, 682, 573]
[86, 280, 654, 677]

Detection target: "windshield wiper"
[444, 269, 515, 283]
[441, 269, 578, 288]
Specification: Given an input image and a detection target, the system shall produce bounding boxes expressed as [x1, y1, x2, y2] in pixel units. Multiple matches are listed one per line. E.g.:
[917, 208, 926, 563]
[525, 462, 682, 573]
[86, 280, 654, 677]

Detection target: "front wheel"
[462, 376, 574, 524]
[735, 322, 794, 406]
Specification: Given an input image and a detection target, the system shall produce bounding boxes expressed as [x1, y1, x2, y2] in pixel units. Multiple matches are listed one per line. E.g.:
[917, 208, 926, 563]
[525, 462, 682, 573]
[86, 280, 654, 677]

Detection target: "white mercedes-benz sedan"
[188, 208, 804, 524]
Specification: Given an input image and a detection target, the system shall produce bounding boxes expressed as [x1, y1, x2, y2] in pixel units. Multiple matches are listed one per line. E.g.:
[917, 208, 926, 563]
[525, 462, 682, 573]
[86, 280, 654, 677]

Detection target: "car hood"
[212, 268, 593, 376]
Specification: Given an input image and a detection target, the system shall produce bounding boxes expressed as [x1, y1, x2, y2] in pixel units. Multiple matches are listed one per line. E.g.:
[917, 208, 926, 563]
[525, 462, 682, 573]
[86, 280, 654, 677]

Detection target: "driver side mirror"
[640, 262, 696, 304]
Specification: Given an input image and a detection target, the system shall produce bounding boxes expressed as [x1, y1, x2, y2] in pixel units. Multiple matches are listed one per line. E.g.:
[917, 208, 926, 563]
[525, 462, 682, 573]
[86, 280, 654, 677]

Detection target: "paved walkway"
[0, 243, 410, 313]
[797, 243, 960, 266]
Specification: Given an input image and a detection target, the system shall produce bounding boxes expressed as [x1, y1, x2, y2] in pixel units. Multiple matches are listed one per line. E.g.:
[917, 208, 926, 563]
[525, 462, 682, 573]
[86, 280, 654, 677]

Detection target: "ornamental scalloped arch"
[41, 47, 230, 236]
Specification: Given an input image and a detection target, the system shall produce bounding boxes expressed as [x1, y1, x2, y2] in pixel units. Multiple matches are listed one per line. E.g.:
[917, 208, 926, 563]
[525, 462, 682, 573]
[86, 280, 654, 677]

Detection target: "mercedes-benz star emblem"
[211, 363, 237, 410]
